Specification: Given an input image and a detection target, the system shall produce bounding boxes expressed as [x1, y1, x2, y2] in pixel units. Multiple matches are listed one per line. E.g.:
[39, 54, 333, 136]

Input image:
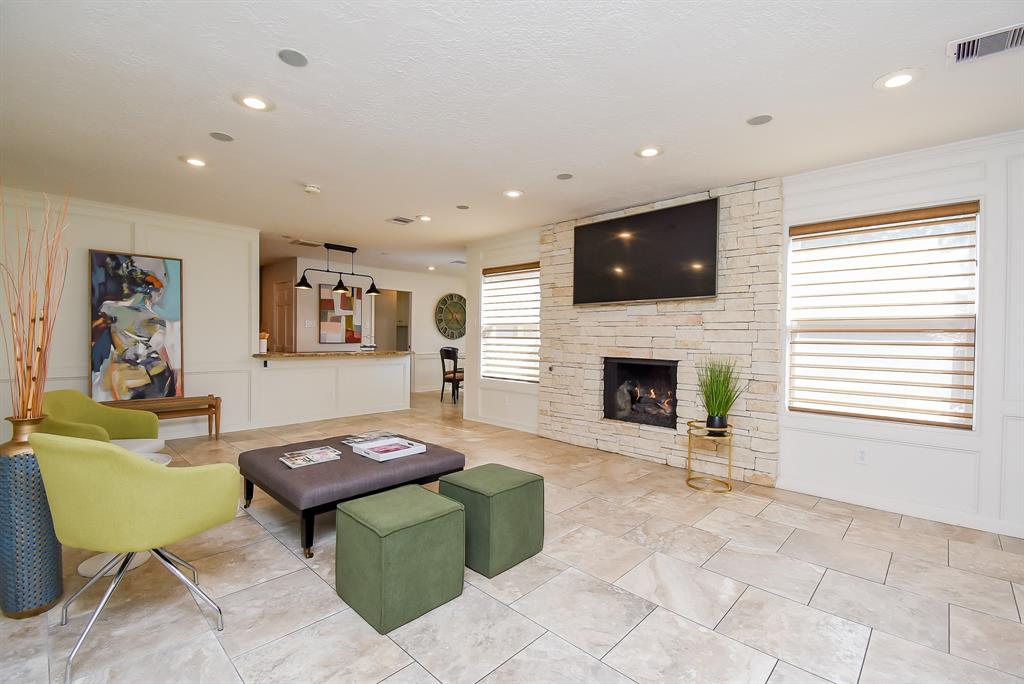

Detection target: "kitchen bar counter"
[251, 350, 412, 423]
[253, 350, 412, 359]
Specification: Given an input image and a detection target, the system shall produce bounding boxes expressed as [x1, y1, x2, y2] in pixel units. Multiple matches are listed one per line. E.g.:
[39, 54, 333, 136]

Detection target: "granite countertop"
[253, 351, 413, 359]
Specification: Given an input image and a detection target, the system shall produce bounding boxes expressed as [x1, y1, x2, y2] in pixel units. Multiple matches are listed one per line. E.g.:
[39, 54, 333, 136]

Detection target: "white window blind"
[787, 201, 979, 429]
[480, 263, 540, 383]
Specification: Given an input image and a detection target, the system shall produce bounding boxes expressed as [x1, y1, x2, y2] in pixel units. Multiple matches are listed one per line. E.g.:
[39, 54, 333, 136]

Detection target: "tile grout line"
[381, 636, 436, 683]
[1012, 579, 1023, 624]
[596, 600, 657, 666]
[855, 629, 873, 684]
[712, 584, 750, 632]
[805, 564, 830, 607]
[209, 565, 309, 604]
[505, 566, 574, 612]
[229, 604, 349, 662]
[468, 629, 548, 683]
[655, 586, 786, 669]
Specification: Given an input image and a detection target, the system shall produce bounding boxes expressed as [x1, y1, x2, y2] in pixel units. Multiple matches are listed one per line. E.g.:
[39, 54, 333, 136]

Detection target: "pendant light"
[293, 243, 379, 295]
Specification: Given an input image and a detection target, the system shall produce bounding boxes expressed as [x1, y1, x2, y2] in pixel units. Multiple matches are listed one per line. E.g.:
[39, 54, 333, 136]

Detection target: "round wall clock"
[435, 293, 467, 340]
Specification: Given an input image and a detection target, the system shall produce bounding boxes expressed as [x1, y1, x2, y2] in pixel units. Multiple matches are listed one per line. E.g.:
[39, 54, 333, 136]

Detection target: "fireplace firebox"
[603, 358, 678, 429]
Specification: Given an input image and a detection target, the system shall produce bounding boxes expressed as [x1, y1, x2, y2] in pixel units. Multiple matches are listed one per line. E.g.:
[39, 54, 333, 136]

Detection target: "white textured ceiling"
[2, 1, 1022, 270]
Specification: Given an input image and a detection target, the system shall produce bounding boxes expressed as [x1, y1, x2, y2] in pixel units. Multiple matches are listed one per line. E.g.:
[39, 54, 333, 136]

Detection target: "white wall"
[464, 229, 541, 433]
[293, 257, 467, 393]
[0, 190, 260, 440]
[780, 131, 1024, 537]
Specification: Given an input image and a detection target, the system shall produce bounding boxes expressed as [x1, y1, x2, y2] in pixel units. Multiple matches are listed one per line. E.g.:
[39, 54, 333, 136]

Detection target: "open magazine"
[341, 431, 397, 447]
[279, 445, 342, 469]
[353, 437, 426, 462]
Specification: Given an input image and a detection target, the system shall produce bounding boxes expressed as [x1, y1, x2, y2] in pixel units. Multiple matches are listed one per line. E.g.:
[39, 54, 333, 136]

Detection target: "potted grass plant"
[696, 358, 747, 436]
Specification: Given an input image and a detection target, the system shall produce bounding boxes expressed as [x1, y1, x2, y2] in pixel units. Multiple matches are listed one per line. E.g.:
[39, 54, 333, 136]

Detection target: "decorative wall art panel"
[89, 251, 183, 400]
[319, 284, 363, 343]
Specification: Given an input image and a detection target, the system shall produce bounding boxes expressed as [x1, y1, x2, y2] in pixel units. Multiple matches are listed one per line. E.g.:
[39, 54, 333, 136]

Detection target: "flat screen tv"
[573, 198, 718, 304]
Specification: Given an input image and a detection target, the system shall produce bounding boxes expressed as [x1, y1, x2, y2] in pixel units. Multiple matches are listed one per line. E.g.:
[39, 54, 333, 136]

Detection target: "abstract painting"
[319, 284, 362, 343]
[89, 251, 183, 400]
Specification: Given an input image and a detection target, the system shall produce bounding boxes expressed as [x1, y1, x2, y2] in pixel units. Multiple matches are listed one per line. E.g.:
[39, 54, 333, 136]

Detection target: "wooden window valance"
[482, 261, 541, 276]
[789, 201, 980, 237]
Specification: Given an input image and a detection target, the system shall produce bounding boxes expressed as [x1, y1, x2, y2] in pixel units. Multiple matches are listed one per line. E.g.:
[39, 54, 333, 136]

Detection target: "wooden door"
[272, 280, 295, 352]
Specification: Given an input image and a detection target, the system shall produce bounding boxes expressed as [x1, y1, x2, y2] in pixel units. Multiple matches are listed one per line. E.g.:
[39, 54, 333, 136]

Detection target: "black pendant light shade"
[332, 276, 349, 294]
[366, 281, 380, 296]
[295, 273, 312, 290]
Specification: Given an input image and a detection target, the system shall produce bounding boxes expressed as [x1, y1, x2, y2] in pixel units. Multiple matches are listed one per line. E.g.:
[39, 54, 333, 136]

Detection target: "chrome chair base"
[61, 548, 222, 684]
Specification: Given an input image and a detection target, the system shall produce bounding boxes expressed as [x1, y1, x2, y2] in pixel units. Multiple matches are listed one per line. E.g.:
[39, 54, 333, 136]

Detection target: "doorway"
[373, 289, 411, 352]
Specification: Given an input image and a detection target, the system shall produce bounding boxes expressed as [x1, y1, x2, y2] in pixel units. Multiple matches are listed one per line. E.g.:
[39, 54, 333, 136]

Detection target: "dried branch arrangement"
[0, 188, 71, 419]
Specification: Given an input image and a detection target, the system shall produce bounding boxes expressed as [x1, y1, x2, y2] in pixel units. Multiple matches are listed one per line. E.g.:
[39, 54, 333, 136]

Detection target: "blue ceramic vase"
[0, 417, 63, 618]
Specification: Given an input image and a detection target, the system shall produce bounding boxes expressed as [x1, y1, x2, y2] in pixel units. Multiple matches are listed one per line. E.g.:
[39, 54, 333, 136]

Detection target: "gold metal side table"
[686, 420, 733, 493]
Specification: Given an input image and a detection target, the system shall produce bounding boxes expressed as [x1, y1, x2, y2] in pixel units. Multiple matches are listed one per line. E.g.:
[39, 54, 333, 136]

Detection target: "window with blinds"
[480, 263, 541, 383]
[786, 201, 979, 429]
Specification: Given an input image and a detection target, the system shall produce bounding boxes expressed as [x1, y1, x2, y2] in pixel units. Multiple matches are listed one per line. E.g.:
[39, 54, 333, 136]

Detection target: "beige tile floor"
[3, 392, 1024, 684]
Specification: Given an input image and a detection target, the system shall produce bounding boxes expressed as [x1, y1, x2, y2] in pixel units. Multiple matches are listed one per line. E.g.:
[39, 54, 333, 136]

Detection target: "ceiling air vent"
[450, 259, 467, 265]
[289, 238, 324, 248]
[948, 23, 1024, 64]
[387, 216, 415, 225]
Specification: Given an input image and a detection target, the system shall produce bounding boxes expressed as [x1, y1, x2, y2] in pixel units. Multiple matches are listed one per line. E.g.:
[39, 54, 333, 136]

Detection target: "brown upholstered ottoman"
[238, 435, 464, 557]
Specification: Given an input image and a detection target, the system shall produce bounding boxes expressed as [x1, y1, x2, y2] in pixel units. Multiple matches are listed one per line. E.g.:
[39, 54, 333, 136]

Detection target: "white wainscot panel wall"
[779, 131, 1024, 536]
[463, 229, 541, 433]
[251, 356, 411, 427]
[0, 191, 261, 441]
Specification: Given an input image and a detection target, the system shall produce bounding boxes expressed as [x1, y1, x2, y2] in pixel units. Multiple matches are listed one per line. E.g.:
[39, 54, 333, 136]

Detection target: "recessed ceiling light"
[503, 190, 524, 198]
[556, 173, 574, 180]
[417, 215, 432, 222]
[618, 231, 633, 239]
[182, 157, 206, 167]
[691, 262, 703, 270]
[209, 131, 234, 142]
[635, 146, 662, 158]
[427, 266, 436, 271]
[456, 205, 470, 210]
[234, 94, 275, 111]
[873, 68, 923, 90]
[278, 48, 308, 67]
[613, 266, 625, 274]
[746, 114, 773, 126]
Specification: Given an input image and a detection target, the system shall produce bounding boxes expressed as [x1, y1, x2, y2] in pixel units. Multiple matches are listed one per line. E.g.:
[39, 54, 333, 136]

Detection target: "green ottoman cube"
[439, 463, 544, 578]
[336, 485, 465, 634]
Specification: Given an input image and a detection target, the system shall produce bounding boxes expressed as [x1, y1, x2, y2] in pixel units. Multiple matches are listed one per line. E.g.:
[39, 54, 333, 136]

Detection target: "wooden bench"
[101, 394, 222, 437]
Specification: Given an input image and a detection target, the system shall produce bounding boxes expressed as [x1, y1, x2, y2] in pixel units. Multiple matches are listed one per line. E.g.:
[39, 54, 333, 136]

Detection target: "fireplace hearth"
[604, 358, 678, 429]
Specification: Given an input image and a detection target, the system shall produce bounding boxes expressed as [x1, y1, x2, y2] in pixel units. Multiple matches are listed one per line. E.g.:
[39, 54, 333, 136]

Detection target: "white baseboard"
[777, 476, 1024, 538]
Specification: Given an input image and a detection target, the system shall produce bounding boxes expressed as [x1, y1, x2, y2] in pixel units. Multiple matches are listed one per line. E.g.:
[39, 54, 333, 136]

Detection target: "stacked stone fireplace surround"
[538, 179, 783, 485]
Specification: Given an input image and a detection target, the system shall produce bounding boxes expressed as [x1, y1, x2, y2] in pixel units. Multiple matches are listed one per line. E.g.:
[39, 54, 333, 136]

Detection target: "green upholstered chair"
[336, 485, 465, 634]
[40, 389, 164, 455]
[29, 433, 239, 684]
[439, 463, 544, 578]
